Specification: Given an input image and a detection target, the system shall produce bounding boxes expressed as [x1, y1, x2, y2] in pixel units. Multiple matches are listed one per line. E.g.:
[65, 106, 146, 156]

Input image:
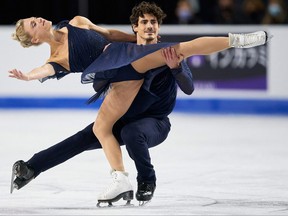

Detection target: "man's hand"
[161, 47, 184, 69]
[8, 69, 30, 81]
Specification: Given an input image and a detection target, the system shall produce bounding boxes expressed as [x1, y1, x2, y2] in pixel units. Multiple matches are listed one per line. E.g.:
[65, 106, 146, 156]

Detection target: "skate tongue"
[111, 170, 129, 177]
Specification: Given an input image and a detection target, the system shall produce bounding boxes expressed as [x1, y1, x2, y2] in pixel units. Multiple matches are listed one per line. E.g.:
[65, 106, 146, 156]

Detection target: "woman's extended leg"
[132, 31, 268, 73]
[132, 36, 229, 73]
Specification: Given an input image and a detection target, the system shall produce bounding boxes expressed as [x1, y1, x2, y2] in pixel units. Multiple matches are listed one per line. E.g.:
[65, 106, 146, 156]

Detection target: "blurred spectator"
[174, 0, 202, 24]
[213, 0, 243, 24]
[241, 0, 266, 24]
[2, 0, 288, 25]
[262, 0, 288, 24]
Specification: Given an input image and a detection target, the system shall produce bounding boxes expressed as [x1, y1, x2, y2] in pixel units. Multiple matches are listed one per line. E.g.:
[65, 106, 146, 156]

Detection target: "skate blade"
[10, 166, 16, 194]
[97, 190, 133, 208]
[138, 200, 151, 206]
[97, 200, 134, 208]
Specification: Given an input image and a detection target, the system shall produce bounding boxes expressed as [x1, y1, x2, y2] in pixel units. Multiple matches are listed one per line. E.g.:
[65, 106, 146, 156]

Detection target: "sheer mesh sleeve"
[39, 62, 70, 83]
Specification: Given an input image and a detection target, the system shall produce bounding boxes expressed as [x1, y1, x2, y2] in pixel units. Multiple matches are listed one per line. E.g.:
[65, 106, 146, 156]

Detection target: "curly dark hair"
[129, 1, 167, 28]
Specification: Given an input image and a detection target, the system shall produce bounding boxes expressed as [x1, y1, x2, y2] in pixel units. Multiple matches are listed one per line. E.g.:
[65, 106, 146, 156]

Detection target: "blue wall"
[1, 97, 288, 115]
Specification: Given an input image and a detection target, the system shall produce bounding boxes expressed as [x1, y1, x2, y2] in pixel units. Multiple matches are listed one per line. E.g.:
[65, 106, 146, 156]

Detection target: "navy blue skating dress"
[43, 20, 176, 102]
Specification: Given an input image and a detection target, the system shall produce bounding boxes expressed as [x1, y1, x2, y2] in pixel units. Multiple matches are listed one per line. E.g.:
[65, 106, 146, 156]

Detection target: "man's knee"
[121, 124, 145, 146]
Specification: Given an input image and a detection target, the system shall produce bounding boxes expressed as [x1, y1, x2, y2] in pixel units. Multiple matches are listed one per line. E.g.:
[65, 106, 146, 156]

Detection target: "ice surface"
[1, 110, 288, 215]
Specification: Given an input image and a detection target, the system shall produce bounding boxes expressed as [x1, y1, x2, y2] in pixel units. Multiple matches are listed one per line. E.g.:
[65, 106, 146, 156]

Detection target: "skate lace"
[243, 32, 267, 48]
[13, 161, 26, 177]
[138, 182, 154, 192]
[13, 161, 34, 179]
[232, 32, 266, 48]
[13, 163, 20, 175]
[100, 172, 119, 197]
[245, 34, 261, 46]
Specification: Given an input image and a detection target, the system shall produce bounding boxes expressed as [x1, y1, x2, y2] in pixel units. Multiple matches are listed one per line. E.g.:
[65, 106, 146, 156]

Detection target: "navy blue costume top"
[41, 20, 109, 82]
[122, 61, 193, 120]
[122, 66, 177, 120]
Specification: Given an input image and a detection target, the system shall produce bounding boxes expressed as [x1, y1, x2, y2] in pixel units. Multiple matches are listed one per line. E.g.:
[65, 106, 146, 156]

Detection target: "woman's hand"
[161, 47, 184, 69]
[8, 69, 30, 81]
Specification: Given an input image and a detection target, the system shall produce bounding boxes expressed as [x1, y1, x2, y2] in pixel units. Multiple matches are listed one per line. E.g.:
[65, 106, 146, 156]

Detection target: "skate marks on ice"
[202, 198, 288, 214]
[95, 195, 288, 215]
[154, 195, 288, 214]
[1, 195, 288, 216]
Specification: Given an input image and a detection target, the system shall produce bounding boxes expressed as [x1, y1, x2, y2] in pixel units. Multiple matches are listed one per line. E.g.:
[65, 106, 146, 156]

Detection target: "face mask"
[178, 9, 192, 20]
[268, 3, 282, 17]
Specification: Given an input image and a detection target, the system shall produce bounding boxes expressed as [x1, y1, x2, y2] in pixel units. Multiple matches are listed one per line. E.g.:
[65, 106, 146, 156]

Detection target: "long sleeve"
[171, 61, 194, 95]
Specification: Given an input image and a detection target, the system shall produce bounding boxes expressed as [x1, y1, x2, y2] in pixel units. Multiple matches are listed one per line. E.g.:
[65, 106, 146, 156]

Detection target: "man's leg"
[121, 117, 171, 202]
[28, 123, 100, 176]
[12, 122, 102, 191]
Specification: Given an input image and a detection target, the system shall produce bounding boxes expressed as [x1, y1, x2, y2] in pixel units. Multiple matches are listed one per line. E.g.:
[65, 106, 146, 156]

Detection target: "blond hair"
[12, 19, 39, 48]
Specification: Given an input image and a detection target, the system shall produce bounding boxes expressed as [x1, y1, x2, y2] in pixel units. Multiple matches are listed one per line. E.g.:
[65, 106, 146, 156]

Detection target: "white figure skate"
[97, 170, 133, 207]
[229, 31, 272, 48]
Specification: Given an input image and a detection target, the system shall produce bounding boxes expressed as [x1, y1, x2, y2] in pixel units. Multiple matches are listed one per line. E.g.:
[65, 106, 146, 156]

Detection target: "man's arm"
[162, 47, 194, 95]
[71, 16, 136, 42]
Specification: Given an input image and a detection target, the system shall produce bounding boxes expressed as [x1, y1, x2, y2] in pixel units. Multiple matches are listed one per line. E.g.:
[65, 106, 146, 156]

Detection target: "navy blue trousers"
[27, 117, 171, 184]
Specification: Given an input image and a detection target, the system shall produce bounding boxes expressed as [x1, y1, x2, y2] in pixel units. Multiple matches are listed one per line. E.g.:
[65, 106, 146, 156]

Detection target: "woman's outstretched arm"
[8, 64, 55, 81]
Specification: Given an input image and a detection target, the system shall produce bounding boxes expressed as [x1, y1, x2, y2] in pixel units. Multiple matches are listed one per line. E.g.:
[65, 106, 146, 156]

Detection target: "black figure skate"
[136, 182, 156, 206]
[10, 160, 34, 194]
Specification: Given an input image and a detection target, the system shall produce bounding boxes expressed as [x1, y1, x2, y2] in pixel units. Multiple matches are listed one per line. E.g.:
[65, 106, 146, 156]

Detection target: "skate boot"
[10, 160, 35, 194]
[97, 170, 134, 207]
[229, 31, 272, 48]
[136, 182, 156, 206]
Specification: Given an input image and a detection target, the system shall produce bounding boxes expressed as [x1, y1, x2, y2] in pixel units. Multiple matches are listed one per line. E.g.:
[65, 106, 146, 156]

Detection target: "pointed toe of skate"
[265, 31, 274, 42]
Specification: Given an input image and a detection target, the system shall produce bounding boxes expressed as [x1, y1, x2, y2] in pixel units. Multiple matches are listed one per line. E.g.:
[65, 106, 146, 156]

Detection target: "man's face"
[133, 13, 160, 44]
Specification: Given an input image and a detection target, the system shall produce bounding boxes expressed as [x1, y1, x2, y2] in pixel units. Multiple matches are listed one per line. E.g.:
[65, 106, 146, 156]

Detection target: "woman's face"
[23, 17, 52, 42]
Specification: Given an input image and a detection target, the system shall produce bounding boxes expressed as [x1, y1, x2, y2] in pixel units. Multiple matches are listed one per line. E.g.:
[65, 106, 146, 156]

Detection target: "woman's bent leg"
[93, 80, 143, 171]
[94, 80, 143, 204]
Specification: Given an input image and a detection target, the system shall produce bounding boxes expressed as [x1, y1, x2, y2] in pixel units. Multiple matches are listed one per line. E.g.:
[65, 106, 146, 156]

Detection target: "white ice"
[1, 110, 288, 215]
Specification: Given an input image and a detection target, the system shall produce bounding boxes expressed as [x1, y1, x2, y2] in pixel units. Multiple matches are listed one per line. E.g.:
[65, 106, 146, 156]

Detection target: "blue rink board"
[0, 97, 288, 115]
